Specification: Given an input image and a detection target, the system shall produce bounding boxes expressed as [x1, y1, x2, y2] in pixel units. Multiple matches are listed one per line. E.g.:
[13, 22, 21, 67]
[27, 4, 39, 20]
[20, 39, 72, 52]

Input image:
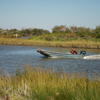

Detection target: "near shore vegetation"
[0, 38, 100, 49]
[0, 66, 100, 100]
[0, 25, 100, 48]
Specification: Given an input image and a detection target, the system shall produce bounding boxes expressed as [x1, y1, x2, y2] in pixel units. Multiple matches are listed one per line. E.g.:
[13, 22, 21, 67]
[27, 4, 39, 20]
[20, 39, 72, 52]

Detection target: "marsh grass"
[0, 35, 21, 38]
[0, 66, 100, 100]
[0, 38, 100, 49]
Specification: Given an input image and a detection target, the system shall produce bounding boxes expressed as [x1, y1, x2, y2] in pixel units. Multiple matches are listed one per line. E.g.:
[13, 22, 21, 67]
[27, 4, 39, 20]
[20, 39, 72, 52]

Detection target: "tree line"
[0, 25, 100, 38]
[0, 28, 50, 37]
[52, 25, 100, 38]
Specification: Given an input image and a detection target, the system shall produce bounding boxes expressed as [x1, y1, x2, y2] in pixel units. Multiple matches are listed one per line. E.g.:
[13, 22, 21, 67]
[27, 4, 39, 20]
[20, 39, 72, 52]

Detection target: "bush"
[40, 35, 45, 39]
[96, 33, 100, 38]
[45, 35, 54, 41]
[81, 33, 85, 37]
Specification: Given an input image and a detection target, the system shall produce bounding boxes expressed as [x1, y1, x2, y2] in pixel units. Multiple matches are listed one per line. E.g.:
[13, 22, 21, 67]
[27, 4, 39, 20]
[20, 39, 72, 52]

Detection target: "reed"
[0, 38, 100, 49]
[0, 66, 100, 100]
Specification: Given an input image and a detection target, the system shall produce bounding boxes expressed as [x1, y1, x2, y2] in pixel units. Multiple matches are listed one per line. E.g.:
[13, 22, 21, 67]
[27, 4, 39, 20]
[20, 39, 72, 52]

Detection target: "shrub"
[45, 35, 54, 41]
[96, 33, 100, 38]
[81, 33, 85, 37]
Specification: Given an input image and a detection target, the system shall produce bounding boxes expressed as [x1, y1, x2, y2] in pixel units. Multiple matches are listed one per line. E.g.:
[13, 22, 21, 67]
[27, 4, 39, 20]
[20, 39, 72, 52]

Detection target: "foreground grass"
[0, 38, 100, 49]
[0, 66, 100, 100]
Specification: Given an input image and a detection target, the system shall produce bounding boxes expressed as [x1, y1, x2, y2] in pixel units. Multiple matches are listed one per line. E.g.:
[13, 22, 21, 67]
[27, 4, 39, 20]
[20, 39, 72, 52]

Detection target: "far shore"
[0, 38, 100, 49]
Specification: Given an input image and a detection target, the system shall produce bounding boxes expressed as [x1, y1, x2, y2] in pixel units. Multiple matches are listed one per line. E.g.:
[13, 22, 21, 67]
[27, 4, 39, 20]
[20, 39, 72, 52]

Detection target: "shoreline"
[0, 38, 100, 49]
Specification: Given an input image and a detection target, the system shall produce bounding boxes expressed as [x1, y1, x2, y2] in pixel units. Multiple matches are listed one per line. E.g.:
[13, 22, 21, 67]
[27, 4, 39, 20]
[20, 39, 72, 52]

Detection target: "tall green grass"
[0, 66, 100, 100]
[0, 38, 100, 49]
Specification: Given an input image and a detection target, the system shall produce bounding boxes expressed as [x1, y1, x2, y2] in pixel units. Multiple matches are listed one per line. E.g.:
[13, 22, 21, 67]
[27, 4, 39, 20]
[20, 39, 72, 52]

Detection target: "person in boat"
[71, 48, 75, 54]
[38, 48, 43, 51]
[71, 48, 77, 54]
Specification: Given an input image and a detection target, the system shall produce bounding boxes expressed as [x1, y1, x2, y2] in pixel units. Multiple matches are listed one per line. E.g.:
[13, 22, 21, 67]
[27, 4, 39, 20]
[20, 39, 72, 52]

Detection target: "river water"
[0, 45, 100, 75]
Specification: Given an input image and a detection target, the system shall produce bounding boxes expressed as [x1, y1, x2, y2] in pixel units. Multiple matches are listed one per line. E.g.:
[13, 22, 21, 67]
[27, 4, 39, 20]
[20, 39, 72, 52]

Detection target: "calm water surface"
[0, 45, 100, 75]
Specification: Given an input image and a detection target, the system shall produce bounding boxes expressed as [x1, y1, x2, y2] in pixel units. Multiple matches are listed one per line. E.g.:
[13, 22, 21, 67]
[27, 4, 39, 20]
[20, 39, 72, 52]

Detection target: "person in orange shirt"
[71, 48, 75, 54]
[71, 48, 77, 54]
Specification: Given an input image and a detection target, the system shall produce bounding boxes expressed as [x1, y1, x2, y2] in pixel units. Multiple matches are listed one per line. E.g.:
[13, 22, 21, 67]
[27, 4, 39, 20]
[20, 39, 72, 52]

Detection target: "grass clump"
[0, 66, 100, 100]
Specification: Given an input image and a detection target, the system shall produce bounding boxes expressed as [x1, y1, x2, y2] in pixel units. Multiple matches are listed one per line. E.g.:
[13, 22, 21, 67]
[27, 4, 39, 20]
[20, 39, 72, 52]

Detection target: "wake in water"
[49, 56, 59, 58]
[50, 54, 100, 59]
[83, 54, 100, 59]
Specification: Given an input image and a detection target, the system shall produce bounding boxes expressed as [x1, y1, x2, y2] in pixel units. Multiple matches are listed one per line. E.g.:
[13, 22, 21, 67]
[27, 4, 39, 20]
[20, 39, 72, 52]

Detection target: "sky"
[0, 0, 100, 32]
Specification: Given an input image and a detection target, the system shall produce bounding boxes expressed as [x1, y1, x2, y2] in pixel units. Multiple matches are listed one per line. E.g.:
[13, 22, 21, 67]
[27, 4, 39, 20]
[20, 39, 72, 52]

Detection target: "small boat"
[37, 48, 86, 59]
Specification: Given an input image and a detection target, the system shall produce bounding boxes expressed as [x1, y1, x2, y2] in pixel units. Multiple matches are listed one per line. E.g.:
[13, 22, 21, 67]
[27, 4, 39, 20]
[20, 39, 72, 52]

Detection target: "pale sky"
[0, 0, 100, 32]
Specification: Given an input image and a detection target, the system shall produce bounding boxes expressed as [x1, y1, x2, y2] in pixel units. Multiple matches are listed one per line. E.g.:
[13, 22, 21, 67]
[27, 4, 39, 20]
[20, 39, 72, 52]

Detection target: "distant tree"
[0, 28, 2, 31]
[43, 30, 50, 34]
[96, 33, 100, 38]
[31, 28, 50, 36]
[0, 28, 2, 35]
[52, 25, 60, 33]
[25, 29, 31, 35]
[95, 26, 100, 34]
[19, 30, 24, 36]
[52, 25, 67, 33]
[70, 26, 78, 32]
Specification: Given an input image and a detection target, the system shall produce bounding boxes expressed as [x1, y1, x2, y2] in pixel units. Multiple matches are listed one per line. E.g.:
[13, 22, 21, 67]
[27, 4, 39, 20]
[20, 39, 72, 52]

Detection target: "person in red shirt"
[71, 48, 75, 54]
[71, 48, 77, 54]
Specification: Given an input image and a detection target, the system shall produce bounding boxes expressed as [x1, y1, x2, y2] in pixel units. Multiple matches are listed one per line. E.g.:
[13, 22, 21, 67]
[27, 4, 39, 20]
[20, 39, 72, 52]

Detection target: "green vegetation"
[0, 66, 100, 100]
[0, 25, 100, 100]
[0, 38, 100, 49]
[0, 25, 100, 40]
[0, 28, 50, 37]
[0, 25, 100, 48]
[30, 25, 100, 42]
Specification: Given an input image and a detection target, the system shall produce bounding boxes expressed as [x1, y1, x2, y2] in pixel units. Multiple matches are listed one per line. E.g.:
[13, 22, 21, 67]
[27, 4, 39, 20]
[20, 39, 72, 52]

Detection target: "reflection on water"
[0, 45, 100, 75]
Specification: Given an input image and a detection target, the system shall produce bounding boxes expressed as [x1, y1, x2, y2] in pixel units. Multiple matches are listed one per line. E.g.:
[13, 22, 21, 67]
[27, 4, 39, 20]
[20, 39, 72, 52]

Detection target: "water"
[0, 45, 100, 75]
